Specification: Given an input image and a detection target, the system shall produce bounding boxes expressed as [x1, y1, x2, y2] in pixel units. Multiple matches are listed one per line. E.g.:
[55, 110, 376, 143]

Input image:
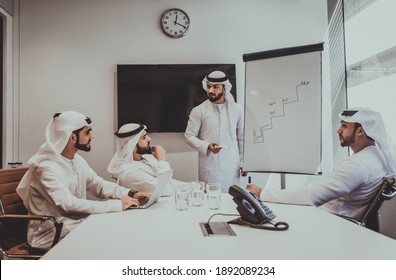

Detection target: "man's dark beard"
[208, 92, 224, 102]
[340, 127, 358, 147]
[74, 134, 91, 152]
[136, 143, 152, 155]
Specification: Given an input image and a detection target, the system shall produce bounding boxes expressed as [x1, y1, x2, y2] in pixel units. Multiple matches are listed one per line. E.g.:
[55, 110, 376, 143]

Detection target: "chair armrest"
[382, 180, 396, 200]
[0, 214, 63, 248]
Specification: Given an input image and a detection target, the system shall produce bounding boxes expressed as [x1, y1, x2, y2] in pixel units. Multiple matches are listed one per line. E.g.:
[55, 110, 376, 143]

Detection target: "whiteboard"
[243, 44, 323, 174]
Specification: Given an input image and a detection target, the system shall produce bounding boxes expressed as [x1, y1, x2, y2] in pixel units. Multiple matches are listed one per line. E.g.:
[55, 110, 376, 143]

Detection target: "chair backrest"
[362, 177, 396, 232]
[0, 167, 64, 259]
[0, 167, 30, 254]
[0, 167, 29, 215]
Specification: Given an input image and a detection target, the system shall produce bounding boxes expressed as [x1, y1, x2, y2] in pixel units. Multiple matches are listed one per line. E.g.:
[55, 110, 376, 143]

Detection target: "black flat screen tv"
[117, 64, 236, 133]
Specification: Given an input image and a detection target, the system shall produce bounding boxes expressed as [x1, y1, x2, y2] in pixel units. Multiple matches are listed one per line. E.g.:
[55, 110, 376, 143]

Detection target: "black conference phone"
[228, 185, 288, 231]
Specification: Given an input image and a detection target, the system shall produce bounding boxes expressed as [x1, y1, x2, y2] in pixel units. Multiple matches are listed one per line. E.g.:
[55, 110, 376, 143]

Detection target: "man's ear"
[70, 133, 77, 143]
[356, 127, 365, 137]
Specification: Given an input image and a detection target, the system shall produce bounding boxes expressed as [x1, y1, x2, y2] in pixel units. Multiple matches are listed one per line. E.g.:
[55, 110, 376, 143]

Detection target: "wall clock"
[161, 8, 190, 39]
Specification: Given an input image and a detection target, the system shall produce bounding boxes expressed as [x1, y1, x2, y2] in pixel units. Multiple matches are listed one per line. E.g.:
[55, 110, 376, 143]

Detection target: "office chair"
[339, 177, 396, 232]
[0, 167, 63, 260]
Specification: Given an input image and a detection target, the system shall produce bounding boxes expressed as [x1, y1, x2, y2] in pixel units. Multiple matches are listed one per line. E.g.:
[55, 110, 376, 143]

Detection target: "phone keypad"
[248, 191, 276, 221]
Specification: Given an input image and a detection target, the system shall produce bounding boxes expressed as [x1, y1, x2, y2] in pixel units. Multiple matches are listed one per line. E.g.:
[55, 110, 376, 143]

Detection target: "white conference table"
[42, 194, 396, 260]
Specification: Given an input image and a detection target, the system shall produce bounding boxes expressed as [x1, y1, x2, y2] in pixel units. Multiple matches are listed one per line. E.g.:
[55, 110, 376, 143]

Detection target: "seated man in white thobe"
[107, 123, 187, 196]
[247, 107, 396, 221]
[16, 111, 148, 250]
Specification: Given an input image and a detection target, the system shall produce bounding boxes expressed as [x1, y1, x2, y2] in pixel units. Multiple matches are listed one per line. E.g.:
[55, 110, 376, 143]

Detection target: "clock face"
[161, 9, 190, 38]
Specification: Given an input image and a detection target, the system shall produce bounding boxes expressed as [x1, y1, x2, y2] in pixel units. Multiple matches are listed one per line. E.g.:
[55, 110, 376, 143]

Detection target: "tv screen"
[117, 64, 236, 133]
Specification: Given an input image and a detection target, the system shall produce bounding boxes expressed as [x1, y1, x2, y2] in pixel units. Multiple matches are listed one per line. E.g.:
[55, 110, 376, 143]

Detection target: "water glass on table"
[190, 181, 205, 207]
[206, 182, 221, 210]
[174, 183, 191, 211]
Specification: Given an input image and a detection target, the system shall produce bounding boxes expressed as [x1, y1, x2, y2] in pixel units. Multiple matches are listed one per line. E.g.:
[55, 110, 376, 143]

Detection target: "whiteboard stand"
[280, 173, 286, 190]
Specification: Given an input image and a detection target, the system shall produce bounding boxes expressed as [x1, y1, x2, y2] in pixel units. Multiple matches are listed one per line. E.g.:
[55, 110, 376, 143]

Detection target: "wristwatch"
[128, 190, 139, 198]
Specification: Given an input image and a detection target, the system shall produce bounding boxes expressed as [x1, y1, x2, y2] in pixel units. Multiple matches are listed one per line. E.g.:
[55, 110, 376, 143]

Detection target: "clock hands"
[172, 14, 187, 29]
[175, 21, 187, 29]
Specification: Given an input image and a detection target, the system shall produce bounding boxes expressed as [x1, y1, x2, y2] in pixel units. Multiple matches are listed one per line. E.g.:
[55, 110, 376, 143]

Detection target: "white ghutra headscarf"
[107, 123, 146, 179]
[202, 70, 233, 98]
[339, 107, 396, 178]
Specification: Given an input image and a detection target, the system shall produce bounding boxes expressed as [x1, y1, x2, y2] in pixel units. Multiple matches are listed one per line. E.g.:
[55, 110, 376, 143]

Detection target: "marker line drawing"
[252, 81, 310, 143]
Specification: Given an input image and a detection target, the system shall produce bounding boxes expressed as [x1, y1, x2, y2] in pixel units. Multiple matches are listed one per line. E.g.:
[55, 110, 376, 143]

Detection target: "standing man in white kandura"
[185, 70, 246, 193]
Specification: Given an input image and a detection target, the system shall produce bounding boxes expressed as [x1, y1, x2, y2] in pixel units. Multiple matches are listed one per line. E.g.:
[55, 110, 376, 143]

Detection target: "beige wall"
[11, 0, 327, 180]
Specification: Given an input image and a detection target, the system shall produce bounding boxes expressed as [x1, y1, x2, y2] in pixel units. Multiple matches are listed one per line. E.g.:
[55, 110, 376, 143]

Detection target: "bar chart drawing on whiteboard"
[252, 81, 311, 144]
